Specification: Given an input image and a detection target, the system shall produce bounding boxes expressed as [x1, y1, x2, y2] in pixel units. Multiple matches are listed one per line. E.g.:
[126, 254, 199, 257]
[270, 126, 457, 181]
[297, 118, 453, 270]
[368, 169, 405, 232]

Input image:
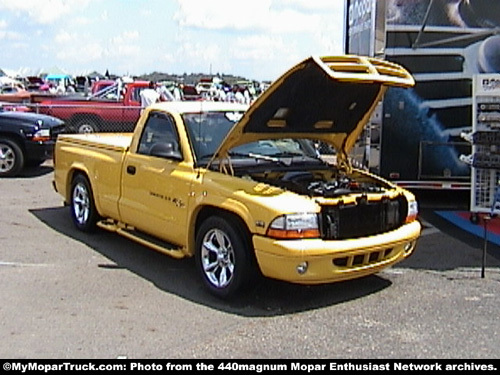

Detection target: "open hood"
[214, 55, 414, 168]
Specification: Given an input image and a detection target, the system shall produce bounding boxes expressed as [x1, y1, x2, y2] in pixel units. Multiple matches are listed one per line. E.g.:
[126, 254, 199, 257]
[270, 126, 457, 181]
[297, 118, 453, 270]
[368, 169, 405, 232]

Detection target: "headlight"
[406, 200, 418, 223]
[32, 129, 51, 142]
[266, 213, 320, 239]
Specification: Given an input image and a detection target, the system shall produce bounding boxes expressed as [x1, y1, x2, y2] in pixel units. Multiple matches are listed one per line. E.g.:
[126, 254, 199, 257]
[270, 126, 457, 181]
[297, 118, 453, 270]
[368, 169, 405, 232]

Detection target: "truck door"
[119, 111, 193, 246]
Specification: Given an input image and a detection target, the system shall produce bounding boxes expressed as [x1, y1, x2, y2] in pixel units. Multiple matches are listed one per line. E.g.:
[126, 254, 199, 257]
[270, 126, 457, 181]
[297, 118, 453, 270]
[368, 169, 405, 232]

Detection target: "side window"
[130, 87, 141, 102]
[137, 112, 182, 159]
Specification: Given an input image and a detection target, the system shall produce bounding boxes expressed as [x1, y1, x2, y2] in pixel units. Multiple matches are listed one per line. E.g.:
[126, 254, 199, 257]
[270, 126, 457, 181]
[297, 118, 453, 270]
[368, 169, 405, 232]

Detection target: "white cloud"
[73, 17, 92, 26]
[0, 17, 22, 40]
[0, 0, 345, 80]
[55, 30, 74, 43]
[54, 29, 142, 66]
[234, 35, 285, 60]
[174, 0, 343, 33]
[0, 0, 93, 24]
[122, 31, 140, 40]
[113, 44, 141, 57]
[109, 31, 141, 57]
[179, 40, 222, 65]
[100, 10, 109, 22]
[268, 9, 323, 33]
[57, 42, 104, 63]
[174, 0, 271, 31]
[169, 0, 345, 80]
[161, 53, 176, 65]
[0, 29, 22, 40]
[274, 0, 343, 12]
[10, 42, 30, 50]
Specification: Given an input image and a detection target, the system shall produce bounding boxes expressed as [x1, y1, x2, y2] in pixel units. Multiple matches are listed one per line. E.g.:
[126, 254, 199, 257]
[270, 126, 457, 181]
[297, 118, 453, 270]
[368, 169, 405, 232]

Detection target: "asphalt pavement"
[0, 162, 499, 359]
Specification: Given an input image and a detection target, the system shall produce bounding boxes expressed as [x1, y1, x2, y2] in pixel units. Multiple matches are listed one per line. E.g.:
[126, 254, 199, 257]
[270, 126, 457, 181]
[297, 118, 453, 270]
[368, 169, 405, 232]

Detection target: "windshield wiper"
[248, 152, 282, 163]
[228, 151, 289, 165]
[269, 151, 322, 164]
[268, 151, 304, 157]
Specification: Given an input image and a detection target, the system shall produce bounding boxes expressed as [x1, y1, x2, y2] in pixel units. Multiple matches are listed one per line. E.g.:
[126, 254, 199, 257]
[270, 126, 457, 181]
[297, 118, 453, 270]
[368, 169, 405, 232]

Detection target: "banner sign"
[1, 359, 498, 373]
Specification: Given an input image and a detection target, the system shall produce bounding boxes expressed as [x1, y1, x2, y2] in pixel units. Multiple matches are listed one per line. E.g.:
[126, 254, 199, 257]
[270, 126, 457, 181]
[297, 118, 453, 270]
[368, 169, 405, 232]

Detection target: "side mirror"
[149, 142, 182, 160]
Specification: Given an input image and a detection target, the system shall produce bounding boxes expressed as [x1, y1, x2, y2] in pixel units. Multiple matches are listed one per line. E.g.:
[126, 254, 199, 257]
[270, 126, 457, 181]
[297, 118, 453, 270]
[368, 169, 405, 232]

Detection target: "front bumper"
[24, 139, 55, 162]
[253, 220, 421, 284]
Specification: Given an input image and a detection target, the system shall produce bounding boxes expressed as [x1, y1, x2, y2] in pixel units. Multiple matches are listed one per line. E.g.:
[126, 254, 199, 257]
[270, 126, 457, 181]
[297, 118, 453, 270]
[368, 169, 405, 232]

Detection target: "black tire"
[74, 118, 98, 133]
[0, 139, 24, 177]
[195, 216, 255, 299]
[70, 174, 99, 232]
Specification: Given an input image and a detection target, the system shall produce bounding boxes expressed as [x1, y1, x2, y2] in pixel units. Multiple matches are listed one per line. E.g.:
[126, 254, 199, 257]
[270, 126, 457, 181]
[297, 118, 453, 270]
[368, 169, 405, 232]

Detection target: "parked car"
[25, 76, 45, 91]
[181, 84, 202, 101]
[0, 86, 32, 104]
[0, 105, 66, 176]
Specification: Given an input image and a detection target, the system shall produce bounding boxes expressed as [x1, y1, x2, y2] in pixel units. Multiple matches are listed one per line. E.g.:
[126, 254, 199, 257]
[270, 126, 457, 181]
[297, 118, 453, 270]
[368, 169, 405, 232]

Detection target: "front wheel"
[0, 139, 24, 177]
[70, 174, 99, 232]
[195, 216, 255, 299]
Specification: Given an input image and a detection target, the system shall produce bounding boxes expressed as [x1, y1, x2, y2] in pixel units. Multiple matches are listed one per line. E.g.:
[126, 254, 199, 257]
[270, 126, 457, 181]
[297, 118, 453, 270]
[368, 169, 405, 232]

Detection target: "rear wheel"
[0, 139, 24, 177]
[74, 118, 98, 133]
[70, 174, 99, 232]
[195, 216, 255, 299]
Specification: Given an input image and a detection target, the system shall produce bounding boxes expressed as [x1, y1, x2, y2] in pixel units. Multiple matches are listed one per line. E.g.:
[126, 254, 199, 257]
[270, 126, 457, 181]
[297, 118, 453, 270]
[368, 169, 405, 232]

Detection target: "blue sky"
[0, 0, 345, 81]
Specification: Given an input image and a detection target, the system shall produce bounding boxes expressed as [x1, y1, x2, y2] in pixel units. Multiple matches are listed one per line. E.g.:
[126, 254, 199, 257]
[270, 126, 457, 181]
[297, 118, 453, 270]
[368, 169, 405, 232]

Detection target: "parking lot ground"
[1, 162, 499, 358]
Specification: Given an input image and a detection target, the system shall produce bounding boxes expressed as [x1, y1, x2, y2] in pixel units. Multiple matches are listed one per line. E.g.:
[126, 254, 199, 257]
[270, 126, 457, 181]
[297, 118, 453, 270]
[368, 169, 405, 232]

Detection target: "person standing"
[140, 81, 160, 112]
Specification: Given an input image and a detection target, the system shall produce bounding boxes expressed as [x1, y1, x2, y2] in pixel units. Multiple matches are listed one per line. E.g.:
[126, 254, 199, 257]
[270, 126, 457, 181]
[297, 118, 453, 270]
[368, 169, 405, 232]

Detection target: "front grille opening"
[353, 254, 364, 265]
[369, 252, 379, 262]
[332, 248, 394, 268]
[333, 258, 348, 267]
[321, 194, 408, 240]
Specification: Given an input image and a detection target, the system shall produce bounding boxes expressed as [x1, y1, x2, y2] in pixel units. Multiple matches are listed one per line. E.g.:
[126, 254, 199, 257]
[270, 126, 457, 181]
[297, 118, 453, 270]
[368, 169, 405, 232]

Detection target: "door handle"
[126, 165, 136, 175]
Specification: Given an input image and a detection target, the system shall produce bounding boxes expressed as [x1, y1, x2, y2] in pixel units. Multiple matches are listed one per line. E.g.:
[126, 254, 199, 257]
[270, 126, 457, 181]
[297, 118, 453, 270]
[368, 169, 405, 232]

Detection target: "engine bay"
[239, 167, 393, 198]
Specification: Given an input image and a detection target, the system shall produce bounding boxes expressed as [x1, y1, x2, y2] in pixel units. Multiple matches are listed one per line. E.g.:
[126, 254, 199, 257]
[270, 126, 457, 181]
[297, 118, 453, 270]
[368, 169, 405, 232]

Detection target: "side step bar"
[97, 220, 186, 259]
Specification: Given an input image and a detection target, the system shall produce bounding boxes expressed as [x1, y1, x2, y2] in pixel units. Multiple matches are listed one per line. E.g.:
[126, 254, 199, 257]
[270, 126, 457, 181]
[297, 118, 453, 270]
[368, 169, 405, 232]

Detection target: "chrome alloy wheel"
[200, 228, 235, 288]
[0, 143, 15, 174]
[72, 182, 91, 226]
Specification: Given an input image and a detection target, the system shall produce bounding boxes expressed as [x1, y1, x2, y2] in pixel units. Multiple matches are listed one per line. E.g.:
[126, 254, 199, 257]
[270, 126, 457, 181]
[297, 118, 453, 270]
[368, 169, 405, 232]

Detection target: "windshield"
[183, 111, 322, 164]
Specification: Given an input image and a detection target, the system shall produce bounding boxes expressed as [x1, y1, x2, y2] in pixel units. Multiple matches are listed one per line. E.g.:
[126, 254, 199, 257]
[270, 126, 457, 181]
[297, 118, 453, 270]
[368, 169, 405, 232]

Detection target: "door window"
[137, 112, 181, 158]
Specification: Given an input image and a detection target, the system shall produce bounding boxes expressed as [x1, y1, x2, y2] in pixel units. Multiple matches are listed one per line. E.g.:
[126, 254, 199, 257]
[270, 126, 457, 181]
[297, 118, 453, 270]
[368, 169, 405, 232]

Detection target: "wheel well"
[193, 206, 255, 253]
[66, 168, 102, 219]
[0, 133, 25, 153]
[70, 114, 102, 127]
[192, 205, 261, 268]
[193, 206, 262, 284]
[66, 169, 88, 202]
[195, 206, 250, 238]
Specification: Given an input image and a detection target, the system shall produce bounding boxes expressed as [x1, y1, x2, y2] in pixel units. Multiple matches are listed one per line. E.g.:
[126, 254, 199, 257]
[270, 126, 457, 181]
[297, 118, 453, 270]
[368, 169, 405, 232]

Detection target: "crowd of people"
[140, 79, 265, 108]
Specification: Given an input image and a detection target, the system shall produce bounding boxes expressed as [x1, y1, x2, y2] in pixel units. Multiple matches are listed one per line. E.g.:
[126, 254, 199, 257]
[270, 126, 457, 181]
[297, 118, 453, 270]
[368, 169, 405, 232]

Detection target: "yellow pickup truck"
[53, 56, 421, 298]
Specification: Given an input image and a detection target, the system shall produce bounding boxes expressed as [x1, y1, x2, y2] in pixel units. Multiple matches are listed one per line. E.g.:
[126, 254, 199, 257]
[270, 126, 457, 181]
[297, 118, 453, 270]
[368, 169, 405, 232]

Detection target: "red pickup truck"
[37, 80, 151, 133]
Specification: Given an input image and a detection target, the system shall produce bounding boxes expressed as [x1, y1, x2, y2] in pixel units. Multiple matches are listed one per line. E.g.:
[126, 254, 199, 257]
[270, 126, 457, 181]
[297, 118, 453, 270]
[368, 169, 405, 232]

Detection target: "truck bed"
[57, 133, 133, 151]
[54, 133, 134, 219]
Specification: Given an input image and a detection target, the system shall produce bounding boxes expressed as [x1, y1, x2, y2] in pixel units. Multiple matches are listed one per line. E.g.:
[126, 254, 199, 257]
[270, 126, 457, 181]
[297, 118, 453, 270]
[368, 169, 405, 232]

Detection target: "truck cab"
[38, 80, 151, 133]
